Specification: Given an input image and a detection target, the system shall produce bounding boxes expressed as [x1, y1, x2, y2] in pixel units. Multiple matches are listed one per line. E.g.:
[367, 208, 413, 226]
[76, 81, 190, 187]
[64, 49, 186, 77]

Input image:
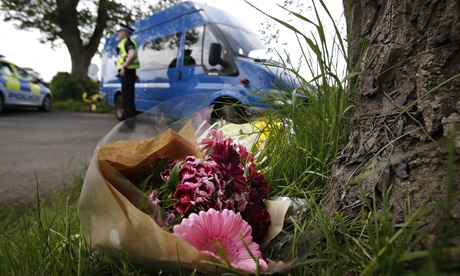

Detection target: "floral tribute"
[144, 129, 271, 271]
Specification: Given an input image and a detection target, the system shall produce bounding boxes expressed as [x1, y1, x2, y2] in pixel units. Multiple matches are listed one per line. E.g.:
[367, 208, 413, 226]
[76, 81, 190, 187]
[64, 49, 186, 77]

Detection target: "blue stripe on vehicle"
[19, 80, 31, 92]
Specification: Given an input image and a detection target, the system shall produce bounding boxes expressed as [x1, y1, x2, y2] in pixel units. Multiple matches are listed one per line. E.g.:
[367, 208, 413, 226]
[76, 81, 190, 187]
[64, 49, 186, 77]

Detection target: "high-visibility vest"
[116, 38, 140, 70]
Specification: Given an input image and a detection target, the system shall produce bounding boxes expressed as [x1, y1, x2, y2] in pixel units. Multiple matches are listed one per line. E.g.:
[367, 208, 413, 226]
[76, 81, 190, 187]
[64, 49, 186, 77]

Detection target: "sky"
[0, 0, 345, 83]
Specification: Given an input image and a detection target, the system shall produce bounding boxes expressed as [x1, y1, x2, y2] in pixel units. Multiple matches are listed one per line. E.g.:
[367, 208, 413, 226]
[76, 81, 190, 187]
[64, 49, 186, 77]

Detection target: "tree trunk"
[57, 0, 109, 80]
[69, 53, 92, 80]
[323, 0, 460, 236]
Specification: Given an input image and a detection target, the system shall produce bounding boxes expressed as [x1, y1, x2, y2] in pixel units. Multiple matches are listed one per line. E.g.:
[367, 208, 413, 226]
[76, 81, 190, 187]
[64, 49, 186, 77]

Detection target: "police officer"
[116, 23, 140, 132]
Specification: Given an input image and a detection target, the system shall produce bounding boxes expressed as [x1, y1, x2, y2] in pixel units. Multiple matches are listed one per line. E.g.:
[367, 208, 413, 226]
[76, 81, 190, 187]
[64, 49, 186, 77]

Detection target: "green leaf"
[343, 71, 364, 81]
[167, 161, 183, 190]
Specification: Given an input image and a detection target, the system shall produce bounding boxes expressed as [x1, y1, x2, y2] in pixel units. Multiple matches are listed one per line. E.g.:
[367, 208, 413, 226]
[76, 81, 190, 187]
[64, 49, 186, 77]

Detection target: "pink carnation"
[173, 184, 196, 214]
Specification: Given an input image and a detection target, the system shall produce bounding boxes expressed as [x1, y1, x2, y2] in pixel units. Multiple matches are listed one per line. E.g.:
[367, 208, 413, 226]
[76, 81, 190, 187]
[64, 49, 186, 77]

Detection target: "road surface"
[0, 109, 120, 206]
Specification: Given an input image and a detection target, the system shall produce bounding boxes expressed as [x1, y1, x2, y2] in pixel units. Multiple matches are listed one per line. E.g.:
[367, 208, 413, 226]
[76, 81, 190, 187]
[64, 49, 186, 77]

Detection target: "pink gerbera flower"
[173, 208, 268, 272]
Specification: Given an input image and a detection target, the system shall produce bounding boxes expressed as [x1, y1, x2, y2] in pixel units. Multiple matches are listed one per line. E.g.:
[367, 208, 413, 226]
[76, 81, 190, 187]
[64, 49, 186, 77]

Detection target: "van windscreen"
[216, 24, 267, 58]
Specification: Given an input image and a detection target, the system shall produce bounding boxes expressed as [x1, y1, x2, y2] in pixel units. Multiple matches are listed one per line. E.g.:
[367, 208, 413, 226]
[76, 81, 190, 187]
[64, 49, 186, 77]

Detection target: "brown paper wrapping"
[78, 120, 293, 274]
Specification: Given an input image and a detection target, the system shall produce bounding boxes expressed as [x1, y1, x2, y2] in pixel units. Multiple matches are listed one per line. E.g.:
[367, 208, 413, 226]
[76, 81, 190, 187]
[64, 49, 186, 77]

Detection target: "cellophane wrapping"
[78, 93, 306, 274]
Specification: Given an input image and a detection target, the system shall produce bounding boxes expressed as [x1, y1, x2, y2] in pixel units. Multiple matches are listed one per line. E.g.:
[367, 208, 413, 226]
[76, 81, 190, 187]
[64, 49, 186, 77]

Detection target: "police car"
[0, 55, 52, 113]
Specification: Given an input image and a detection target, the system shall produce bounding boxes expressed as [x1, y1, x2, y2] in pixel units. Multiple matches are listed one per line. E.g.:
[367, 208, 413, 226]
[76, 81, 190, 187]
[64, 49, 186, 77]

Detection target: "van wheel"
[213, 101, 247, 123]
[115, 95, 125, 121]
[39, 95, 52, 112]
[0, 93, 4, 114]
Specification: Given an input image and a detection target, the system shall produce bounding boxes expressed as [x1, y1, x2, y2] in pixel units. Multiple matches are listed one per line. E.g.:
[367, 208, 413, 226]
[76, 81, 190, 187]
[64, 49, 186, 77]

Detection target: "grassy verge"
[0, 147, 458, 275]
[52, 99, 115, 113]
[0, 172, 90, 274]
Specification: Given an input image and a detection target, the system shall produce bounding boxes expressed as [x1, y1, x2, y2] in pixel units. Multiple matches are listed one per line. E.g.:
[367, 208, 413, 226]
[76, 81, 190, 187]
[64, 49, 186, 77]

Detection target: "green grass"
[0, 172, 91, 275]
[247, 0, 352, 198]
[0, 171, 141, 275]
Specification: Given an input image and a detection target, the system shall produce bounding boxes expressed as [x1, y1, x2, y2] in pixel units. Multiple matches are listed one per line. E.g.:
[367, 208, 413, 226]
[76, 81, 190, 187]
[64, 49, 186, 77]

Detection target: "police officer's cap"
[118, 24, 135, 34]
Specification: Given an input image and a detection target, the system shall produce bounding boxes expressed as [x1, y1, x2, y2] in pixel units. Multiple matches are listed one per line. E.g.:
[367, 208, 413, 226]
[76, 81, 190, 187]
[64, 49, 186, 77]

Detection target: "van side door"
[173, 25, 226, 98]
[136, 32, 181, 111]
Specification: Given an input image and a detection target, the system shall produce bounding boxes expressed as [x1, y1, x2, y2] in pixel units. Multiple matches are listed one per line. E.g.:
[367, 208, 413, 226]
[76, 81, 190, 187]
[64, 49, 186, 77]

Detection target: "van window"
[184, 26, 203, 67]
[140, 33, 181, 70]
[202, 25, 225, 72]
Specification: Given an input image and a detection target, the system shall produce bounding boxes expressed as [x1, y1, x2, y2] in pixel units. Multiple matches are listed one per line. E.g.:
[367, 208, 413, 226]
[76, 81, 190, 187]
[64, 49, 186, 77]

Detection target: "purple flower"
[148, 190, 161, 205]
[160, 169, 171, 182]
[197, 177, 215, 196]
[179, 163, 197, 181]
[211, 141, 246, 193]
[149, 128, 271, 245]
[173, 184, 196, 214]
[249, 171, 270, 199]
[242, 188, 271, 240]
[232, 191, 248, 212]
[237, 144, 249, 163]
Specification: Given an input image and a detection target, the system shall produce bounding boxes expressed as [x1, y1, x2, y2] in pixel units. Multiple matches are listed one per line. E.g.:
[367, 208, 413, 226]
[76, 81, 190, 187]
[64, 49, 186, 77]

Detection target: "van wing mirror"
[209, 43, 229, 68]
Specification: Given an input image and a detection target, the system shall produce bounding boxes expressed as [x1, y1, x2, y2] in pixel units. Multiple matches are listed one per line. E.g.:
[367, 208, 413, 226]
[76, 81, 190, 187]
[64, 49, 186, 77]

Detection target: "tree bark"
[323, 0, 460, 236]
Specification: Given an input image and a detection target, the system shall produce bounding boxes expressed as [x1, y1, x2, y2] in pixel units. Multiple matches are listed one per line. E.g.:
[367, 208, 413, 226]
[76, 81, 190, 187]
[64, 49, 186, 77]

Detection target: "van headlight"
[266, 88, 289, 102]
[266, 88, 310, 106]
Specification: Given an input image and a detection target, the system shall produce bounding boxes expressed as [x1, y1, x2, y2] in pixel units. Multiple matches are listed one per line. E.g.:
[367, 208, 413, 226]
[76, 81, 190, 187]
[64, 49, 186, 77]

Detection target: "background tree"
[323, 0, 460, 237]
[1, 0, 180, 80]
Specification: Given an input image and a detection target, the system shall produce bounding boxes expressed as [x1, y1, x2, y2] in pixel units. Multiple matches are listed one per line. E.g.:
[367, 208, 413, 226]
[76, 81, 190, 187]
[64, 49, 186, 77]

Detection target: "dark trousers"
[121, 69, 137, 125]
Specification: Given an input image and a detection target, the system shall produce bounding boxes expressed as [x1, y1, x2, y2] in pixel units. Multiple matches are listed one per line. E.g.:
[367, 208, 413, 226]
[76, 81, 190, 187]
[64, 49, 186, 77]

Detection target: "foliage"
[0, 171, 102, 275]
[0, 0, 181, 79]
[52, 99, 114, 113]
[246, 0, 351, 198]
[52, 99, 86, 111]
[49, 72, 99, 101]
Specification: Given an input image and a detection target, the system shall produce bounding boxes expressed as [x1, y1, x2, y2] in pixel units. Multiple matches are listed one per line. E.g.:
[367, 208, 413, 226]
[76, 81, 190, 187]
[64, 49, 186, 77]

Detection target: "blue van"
[99, 1, 302, 122]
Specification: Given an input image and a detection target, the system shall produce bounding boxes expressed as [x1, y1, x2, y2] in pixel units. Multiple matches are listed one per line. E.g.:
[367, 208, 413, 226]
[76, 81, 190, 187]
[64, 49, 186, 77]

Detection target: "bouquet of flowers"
[143, 126, 272, 271]
[78, 94, 308, 274]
